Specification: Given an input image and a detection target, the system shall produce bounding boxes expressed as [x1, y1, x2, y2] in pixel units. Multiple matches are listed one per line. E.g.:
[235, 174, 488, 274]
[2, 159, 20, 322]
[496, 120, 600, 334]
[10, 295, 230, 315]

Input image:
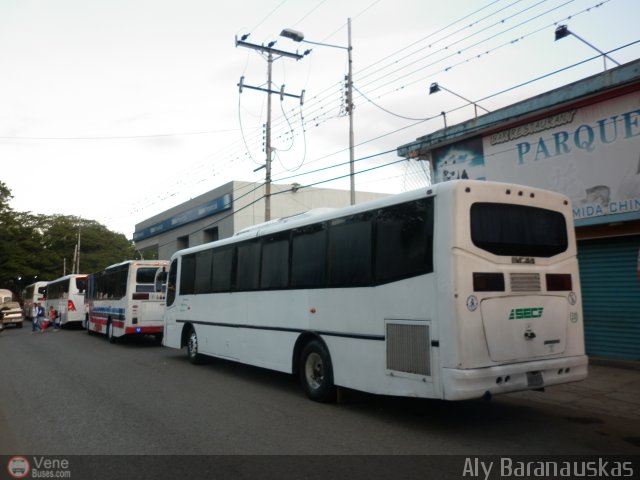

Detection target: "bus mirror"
[155, 267, 168, 293]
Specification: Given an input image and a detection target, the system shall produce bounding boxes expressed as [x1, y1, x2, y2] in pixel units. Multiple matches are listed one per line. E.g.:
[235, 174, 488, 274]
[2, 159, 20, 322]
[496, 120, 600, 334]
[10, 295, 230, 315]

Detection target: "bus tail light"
[473, 272, 505, 292]
[546, 273, 572, 291]
[132, 293, 150, 300]
[68, 300, 76, 312]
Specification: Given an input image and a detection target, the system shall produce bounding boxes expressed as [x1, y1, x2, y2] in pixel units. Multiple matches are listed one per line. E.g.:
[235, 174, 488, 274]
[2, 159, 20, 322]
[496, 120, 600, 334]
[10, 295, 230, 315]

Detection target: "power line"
[0, 128, 244, 141]
[132, 0, 624, 220]
[100, 0, 632, 227]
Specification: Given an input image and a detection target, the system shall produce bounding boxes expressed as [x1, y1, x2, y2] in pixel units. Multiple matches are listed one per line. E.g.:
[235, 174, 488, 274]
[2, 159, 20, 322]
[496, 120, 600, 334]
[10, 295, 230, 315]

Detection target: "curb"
[589, 356, 640, 371]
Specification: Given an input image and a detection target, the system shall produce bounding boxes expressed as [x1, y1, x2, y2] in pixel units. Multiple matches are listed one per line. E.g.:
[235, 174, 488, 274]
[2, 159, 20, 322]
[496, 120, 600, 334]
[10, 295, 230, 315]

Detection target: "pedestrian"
[36, 303, 46, 332]
[31, 303, 39, 332]
[49, 306, 60, 330]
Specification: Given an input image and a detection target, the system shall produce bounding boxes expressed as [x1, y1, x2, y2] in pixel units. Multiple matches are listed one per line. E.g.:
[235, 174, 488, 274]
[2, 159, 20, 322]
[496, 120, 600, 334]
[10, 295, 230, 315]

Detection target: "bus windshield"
[470, 202, 568, 257]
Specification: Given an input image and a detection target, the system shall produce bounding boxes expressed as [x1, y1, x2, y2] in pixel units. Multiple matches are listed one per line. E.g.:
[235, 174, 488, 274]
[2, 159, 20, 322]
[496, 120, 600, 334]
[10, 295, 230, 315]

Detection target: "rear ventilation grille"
[510, 273, 541, 292]
[386, 323, 430, 376]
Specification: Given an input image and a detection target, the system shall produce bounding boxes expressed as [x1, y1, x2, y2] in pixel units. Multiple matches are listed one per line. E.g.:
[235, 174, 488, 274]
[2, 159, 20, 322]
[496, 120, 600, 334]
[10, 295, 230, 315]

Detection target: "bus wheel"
[107, 321, 117, 344]
[186, 327, 203, 364]
[154, 333, 163, 345]
[299, 339, 336, 403]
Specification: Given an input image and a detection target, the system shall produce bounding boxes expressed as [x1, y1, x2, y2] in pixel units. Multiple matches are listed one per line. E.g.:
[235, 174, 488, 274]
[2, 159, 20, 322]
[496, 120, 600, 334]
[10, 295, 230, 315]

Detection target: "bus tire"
[186, 327, 203, 365]
[107, 321, 117, 344]
[154, 333, 163, 345]
[299, 339, 336, 403]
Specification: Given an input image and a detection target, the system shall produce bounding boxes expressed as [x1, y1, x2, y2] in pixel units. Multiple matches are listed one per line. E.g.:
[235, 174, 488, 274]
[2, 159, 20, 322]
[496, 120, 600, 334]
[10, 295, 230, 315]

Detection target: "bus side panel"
[307, 277, 442, 398]
[181, 291, 306, 372]
[242, 291, 309, 372]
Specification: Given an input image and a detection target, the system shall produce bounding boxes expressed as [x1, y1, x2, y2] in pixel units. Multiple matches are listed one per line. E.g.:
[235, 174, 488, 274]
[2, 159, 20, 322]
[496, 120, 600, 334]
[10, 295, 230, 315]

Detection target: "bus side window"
[291, 224, 327, 288]
[236, 240, 261, 291]
[375, 198, 434, 284]
[260, 232, 290, 290]
[327, 212, 373, 287]
[167, 260, 178, 306]
[180, 255, 196, 295]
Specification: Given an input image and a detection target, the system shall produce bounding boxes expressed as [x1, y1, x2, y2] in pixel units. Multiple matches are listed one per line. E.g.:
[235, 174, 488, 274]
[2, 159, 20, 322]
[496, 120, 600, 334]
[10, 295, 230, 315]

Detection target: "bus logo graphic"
[7, 456, 30, 479]
[508, 307, 544, 320]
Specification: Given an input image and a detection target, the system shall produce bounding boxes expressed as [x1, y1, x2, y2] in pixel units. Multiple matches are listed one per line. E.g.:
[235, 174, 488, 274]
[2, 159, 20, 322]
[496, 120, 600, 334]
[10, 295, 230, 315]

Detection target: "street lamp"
[280, 18, 356, 206]
[554, 24, 620, 71]
[429, 82, 490, 119]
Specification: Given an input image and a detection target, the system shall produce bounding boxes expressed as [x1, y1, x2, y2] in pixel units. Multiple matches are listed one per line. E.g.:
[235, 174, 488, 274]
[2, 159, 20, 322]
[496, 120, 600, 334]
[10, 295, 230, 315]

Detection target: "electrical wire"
[73, 1, 636, 226]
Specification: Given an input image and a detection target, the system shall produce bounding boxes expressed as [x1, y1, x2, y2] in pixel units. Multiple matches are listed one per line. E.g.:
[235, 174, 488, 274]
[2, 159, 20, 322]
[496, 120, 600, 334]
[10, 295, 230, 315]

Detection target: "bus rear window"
[75, 277, 87, 293]
[136, 267, 160, 293]
[470, 203, 568, 257]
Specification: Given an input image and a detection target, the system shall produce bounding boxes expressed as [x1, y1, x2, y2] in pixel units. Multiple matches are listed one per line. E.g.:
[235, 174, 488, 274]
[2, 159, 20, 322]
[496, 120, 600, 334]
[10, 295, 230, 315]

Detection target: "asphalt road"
[1, 324, 639, 459]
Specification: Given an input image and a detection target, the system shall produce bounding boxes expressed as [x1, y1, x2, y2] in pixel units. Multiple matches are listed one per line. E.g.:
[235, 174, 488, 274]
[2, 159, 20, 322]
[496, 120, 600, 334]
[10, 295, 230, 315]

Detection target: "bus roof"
[171, 180, 572, 259]
[103, 259, 170, 271]
[47, 274, 88, 284]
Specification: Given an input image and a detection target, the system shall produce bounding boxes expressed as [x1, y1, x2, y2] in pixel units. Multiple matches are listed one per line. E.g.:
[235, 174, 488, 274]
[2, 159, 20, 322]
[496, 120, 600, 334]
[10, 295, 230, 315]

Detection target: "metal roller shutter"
[578, 235, 640, 360]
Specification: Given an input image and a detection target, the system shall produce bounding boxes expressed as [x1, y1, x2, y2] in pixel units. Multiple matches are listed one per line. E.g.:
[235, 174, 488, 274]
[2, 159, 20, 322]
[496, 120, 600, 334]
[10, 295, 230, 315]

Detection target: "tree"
[0, 182, 37, 291]
[0, 182, 137, 292]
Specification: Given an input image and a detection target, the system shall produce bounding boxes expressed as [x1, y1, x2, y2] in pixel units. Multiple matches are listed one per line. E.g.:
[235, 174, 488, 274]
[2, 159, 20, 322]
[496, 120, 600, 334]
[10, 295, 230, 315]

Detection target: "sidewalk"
[505, 360, 640, 421]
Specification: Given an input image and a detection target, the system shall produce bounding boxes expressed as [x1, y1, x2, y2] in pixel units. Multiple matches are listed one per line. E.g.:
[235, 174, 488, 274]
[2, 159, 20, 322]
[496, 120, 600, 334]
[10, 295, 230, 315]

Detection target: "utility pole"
[75, 224, 81, 274]
[265, 51, 273, 222]
[236, 37, 304, 221]
[71, 222, 81, 274]
[347, 18, 355, 205]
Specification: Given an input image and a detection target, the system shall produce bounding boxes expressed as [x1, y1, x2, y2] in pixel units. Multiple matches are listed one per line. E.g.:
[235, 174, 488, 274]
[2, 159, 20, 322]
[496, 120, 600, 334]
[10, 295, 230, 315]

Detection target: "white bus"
[22, 281, 48, 320]
[163, 180, 587, 402]
[45, 274, 87, 326]
[86, 260, 169, 343]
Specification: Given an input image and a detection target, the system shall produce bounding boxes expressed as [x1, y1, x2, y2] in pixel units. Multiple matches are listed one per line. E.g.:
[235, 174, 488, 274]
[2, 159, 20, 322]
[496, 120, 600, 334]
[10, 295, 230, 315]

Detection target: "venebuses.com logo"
[7, 456, 71, 479]
[7, 456, 30, 479]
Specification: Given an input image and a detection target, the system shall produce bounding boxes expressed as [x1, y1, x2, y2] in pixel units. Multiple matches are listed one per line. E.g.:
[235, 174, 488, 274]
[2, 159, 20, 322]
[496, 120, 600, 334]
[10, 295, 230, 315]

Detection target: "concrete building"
[397, 59, 640, 361]
[134, 180, 387, 260]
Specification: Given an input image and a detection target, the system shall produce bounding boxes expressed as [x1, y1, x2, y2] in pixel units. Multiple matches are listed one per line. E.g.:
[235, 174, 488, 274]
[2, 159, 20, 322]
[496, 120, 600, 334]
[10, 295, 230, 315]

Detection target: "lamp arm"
[301, 39, 349, 51]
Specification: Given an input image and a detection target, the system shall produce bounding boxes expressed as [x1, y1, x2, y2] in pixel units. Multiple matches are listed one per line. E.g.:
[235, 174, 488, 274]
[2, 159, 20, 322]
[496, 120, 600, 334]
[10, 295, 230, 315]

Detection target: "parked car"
[0, 289, 24, 328]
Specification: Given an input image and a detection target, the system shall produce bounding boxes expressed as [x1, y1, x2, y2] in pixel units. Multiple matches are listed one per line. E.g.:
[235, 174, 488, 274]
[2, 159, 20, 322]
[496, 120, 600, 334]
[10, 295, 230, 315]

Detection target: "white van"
[0, 289, 24, 328]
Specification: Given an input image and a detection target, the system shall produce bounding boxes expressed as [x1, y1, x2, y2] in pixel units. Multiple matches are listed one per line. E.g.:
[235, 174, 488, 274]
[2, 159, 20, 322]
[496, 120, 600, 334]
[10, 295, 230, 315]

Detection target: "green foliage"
[0, 181, 136, 293]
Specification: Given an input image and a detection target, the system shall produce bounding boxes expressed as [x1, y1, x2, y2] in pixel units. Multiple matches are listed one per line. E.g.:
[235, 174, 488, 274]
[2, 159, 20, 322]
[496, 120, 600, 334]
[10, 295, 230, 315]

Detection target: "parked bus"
[86, 260, 169, 343]
[163, 180, 587, 402]
[45, 274, 87, 327]
[22, 281, 48, 320]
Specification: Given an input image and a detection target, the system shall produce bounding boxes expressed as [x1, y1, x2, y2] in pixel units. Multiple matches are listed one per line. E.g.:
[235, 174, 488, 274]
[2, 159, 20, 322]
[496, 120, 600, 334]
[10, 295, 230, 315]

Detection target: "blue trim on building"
[133, 193, 232, 241]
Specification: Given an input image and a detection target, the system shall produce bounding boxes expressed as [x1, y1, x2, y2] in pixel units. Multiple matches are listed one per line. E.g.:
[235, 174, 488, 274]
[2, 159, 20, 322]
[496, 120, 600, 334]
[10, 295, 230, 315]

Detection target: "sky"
[1, 0, 639, 238]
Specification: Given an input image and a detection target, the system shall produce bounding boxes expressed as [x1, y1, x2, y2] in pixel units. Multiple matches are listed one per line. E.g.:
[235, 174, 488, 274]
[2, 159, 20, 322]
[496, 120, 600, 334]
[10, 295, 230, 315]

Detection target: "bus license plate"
[526, 371, 543, 388]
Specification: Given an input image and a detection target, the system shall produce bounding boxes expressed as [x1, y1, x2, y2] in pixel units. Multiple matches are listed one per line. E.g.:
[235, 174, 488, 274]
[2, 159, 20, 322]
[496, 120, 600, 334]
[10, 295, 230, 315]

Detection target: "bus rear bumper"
[124, 325, 163, 335]
[441, 355, 588, 401]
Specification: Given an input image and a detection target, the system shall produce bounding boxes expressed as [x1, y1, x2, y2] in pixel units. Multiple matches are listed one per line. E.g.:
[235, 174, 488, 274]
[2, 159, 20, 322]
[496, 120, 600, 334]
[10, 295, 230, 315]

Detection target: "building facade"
[398, 59, 640, 361]
[134, 180, 387, 261]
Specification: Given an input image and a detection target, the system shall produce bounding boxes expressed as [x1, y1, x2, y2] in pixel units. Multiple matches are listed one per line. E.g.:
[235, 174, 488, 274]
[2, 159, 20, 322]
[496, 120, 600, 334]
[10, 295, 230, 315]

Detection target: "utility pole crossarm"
[238, 81, 303, 100]
[235, 38, 305, 60]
